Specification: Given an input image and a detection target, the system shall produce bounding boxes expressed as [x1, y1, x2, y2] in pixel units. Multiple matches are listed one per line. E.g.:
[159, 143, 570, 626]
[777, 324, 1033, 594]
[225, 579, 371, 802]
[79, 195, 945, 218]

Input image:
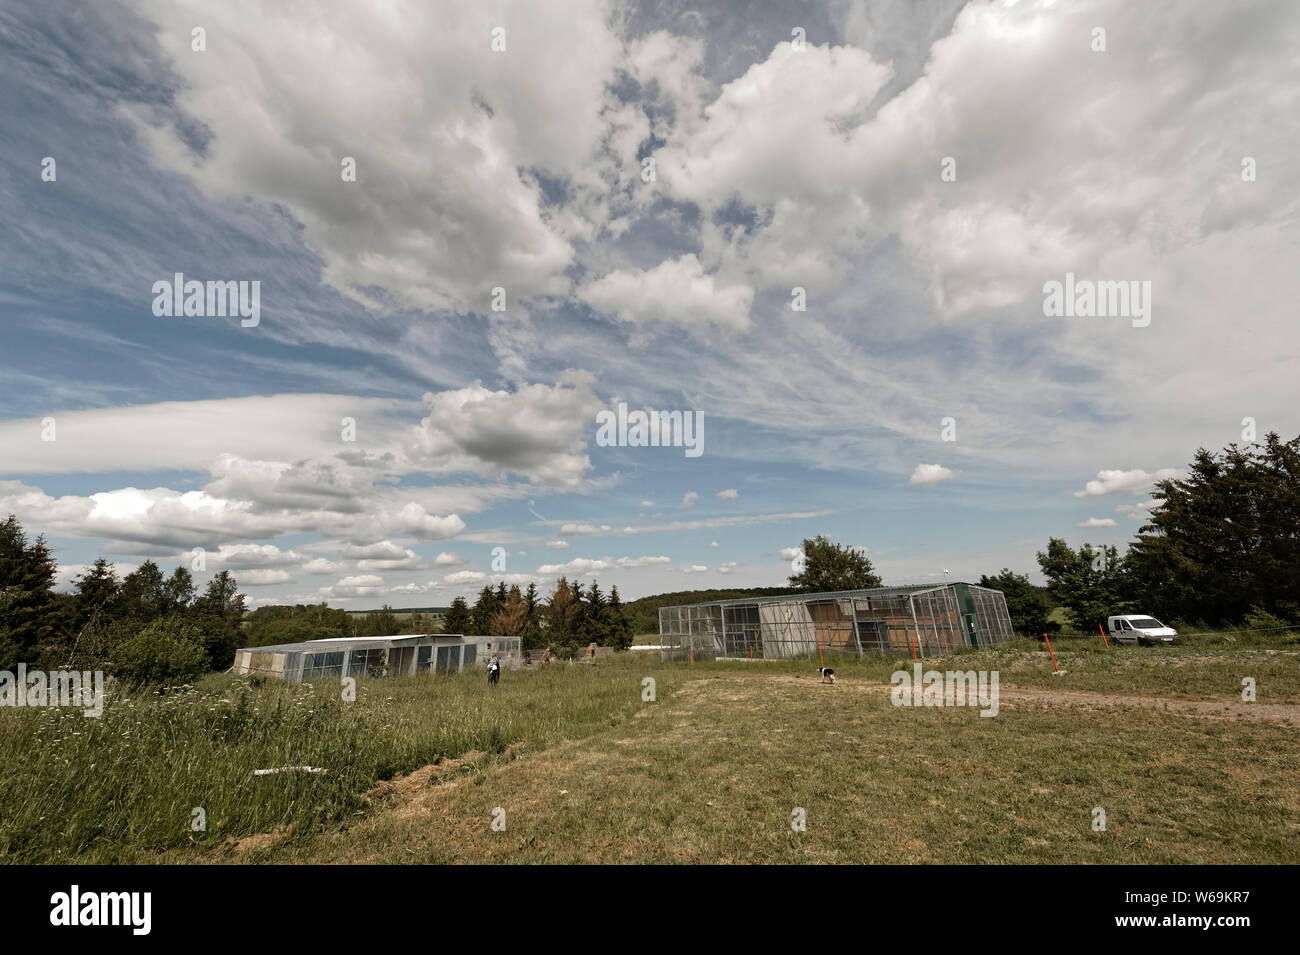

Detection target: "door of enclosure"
[435, 644, 460, 674]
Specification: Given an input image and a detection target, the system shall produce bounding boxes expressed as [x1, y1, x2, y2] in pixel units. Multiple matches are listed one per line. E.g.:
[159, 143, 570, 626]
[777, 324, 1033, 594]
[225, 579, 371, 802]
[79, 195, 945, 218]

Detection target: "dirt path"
[758, 672, 1299, 724]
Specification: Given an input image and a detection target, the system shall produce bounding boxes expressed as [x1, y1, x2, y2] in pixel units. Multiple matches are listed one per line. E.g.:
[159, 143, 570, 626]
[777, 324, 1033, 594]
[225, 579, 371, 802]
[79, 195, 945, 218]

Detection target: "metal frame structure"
[232, 633, 523, 684]
[657, 583, 1013, 662]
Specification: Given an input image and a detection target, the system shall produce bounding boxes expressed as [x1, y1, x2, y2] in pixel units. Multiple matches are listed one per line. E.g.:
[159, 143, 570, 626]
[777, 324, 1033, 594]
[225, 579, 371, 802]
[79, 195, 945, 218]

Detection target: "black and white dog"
[817, 666, 835, 684]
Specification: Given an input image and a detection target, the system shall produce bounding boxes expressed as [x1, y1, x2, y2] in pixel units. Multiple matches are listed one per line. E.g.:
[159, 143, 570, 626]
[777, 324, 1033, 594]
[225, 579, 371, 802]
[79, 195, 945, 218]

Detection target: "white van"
[1107, 614, 1180, 646]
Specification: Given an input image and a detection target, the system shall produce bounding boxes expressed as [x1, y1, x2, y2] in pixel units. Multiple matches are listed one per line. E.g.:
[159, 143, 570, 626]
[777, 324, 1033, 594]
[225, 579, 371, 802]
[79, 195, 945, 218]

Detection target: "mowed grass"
[261, 670, 1300, 865]
[3, 636, 1298, 864]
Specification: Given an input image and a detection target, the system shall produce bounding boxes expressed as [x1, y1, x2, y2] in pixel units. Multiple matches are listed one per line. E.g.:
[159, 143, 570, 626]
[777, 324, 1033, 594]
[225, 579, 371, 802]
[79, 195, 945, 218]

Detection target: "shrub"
[108, 616, 208, 686]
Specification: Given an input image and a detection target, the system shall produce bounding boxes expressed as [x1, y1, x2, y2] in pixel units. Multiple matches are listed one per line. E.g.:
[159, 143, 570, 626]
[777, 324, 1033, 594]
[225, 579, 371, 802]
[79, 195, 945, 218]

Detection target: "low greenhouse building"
[232, 633, 522, 684]
[658, 583, 1013, 661]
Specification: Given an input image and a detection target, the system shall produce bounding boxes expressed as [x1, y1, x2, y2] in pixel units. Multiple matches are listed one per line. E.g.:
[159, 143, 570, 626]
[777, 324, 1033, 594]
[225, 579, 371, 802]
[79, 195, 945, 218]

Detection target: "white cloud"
[716, 488, 739, 500]
[559, 523, 612, 536]
[681, 491, 699, 508]
[124, 0, 642, 313]
[535, 555, 671, 575]
[909, 464, 957, 486]
[1078, 517, 1118, 528]
[1074, 469, 1183, 497]
[580, 254, 754, 331]
[545, 540, 570, 549]
[443, 570, 486, 585]
[324, 574, 385, 597]
[239, 568, 294, 586]
[1116, 499, 1162, 521]
[433, 552, 467, 566]
[639, 500, 653, 508]
[302, 558, 341, 575]
[682, 565, 709, 574]
[414, 374, 602, 486]
[709, 541, 720, 548]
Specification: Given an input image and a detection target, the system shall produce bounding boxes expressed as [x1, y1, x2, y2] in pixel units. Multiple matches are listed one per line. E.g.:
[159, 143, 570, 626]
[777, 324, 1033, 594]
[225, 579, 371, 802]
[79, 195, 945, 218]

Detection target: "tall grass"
[0, 659, 678, 863]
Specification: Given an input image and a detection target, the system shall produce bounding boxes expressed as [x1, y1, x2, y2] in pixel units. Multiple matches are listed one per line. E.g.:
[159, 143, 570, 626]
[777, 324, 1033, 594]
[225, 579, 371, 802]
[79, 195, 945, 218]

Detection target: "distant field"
[2, 633, 1297, 864]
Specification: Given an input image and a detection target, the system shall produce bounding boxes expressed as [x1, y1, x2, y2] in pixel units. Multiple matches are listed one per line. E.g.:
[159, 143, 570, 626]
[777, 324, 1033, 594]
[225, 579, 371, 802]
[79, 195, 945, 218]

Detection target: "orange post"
[1098, 623, 1110, 648]
[749, 644, 753, 660]
[909, 632, 917, 662]
[645, 650, 649, 665]
[1044, 633, 1059, 671]
[817, 641, 823, 668]
[689, 646, 693, 666]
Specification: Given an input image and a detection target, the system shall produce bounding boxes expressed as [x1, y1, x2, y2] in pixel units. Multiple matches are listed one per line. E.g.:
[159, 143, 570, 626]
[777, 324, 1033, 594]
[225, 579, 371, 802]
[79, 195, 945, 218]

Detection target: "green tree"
[195, 570, 244, 669]
[0, 515, 60, 667]
[1036, 538, 1131, 633]
[109, 616, 209, 686]
[546, 577, 580, 653]
[74, 557, 121, 627]
[787, 535, 881, 593]
[522, 582, 542, 650]
[470, 586, 501, 635]
[442, 596, 471, 635]
[607, 585, 633, 649]
[162, 566, 196, 613]
[1127, 433, 1300, 625]
[120, 560, 166, 620]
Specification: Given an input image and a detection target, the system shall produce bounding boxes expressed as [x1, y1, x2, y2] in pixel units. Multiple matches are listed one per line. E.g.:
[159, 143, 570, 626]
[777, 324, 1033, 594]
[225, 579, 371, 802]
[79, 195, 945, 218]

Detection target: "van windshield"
[1128, 617, 1164, 629]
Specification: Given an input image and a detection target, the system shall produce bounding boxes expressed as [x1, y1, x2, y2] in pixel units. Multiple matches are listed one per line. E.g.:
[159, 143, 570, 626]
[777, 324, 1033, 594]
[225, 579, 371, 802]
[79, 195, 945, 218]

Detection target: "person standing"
[488, 653, 501, 686]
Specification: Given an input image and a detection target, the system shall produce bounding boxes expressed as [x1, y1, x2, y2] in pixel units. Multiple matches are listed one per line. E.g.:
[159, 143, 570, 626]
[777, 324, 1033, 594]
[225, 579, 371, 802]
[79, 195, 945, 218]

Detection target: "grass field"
[2, 634, 1297, 864]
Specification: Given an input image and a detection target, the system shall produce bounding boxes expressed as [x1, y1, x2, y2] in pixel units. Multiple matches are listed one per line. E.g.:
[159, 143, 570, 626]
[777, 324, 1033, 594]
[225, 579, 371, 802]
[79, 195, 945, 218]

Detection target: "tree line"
[0, 519, 243, 684]
[4, 429, 1294, 679]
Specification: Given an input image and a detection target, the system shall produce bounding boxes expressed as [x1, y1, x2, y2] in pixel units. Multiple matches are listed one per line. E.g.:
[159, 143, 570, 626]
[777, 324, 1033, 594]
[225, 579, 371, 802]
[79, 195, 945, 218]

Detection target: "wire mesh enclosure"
[657, 583, 1013, 662]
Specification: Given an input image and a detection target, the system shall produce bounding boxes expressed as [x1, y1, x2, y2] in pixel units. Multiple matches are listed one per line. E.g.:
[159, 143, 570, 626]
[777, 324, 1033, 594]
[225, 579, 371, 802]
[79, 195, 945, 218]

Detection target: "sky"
[1, 0, 1297, 608]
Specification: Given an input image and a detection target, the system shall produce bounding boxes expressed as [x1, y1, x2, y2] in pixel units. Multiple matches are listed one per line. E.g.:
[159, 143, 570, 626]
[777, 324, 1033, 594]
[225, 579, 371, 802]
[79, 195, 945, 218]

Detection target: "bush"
[1241, 605, 1295, 634]
[108, 617, 208, 686]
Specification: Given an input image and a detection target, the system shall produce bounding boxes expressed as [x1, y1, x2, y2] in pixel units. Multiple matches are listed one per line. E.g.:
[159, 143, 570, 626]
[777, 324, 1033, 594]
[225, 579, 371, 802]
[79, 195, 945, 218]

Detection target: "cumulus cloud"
[239, 568, 294, 586]
[123, 0, 648, 313]
[302, 558, 342, 575]
[443, 570, 486, 585]
[580, 254, 754, 331]
[716, 488, 739, 500]
[324, 574, 385, 597]
[909, 464, 957, 486]
[1074, 469, 1183, 497]
[681, 491, 699, 508]
[414, 374, 601, 486]
[1078, 517, 1118, 528]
